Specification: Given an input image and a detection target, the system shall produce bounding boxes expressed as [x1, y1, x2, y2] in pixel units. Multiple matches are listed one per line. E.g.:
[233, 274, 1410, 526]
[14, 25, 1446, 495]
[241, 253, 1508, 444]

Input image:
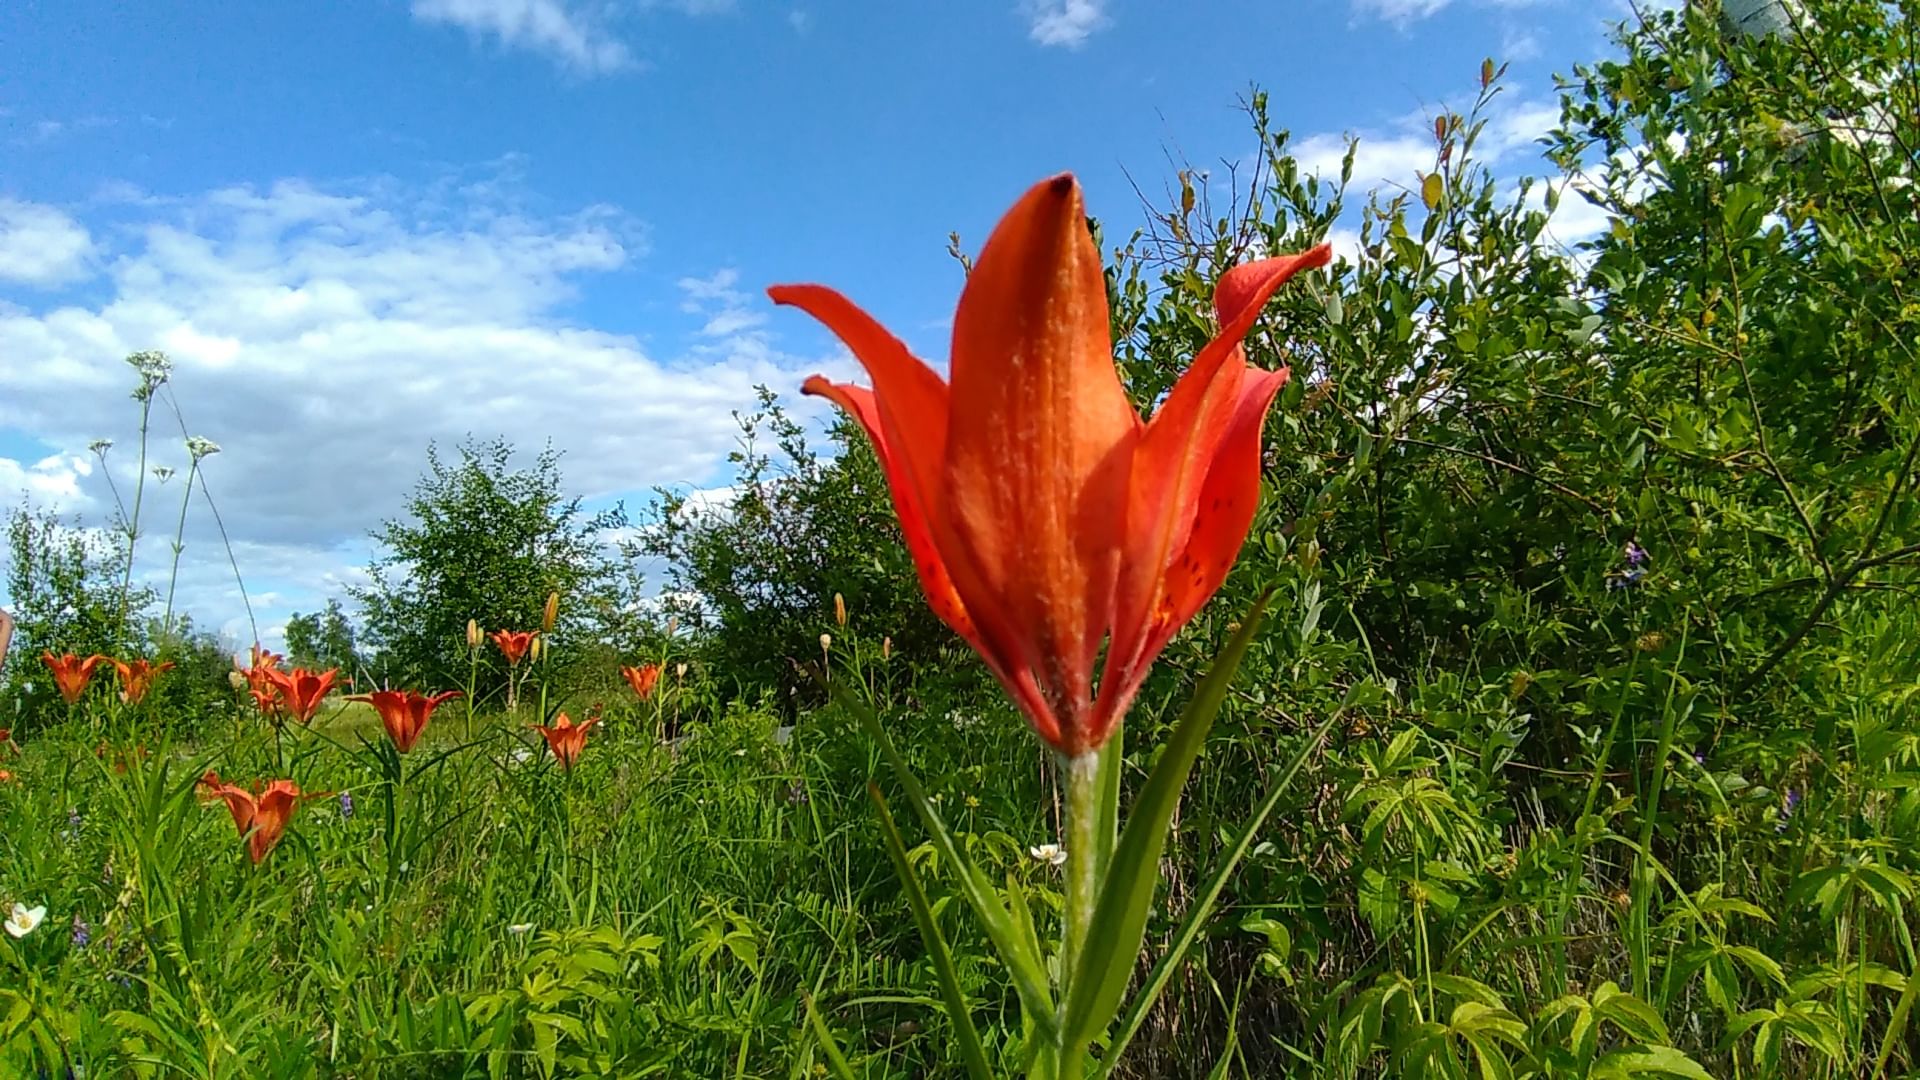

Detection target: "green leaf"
[833, 681, 1059, 1039]
[803, 994, 858, 1080]
[868, 783, 996, 1080]
[1063, 591, 1276, 1054]
[1095, 705, 1342, 1077]
[1596, 1046, 1715, 1079]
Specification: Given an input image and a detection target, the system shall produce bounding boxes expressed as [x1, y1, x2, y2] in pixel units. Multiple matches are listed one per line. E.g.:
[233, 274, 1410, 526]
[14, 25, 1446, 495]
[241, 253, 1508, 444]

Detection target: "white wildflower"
[507, 922, 535, 936]
[1029, 844, 1068, 867]
[4, 902, 46, 938]
[185, 436, 221, 460]
[87, 438, 113, 456]
[151, 466, 175, 483]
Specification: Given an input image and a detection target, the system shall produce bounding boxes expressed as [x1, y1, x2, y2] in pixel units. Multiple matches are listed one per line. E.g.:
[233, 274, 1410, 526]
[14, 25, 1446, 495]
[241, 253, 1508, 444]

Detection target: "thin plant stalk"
[159, 458, 200, 639]
[114, 394, 153, 650]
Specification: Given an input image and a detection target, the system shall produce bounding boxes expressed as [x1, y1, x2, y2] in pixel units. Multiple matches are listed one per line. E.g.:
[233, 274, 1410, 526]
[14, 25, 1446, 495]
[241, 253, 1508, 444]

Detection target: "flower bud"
[833, 592, 847, 627]
[665, 615, 679, 638]
[466, 619, 481, 650]
[819, 633, 832, 663]
[674, 662, 688, 679]
[529, 636, 545, 662]
[881, 636, 892, 661]
[227, 670, 248, 691]
[542, 591, 559, 632]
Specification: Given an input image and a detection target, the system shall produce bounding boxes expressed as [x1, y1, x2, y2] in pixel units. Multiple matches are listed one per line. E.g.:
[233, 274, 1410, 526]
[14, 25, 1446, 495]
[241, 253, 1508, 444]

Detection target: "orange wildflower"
[491, 629, 535, 666]
[112, 658, 176, 704]
[620, 663, 662, 700]
[350, 689, 462, 753]
[531, 711, 600, 770]
[266, 667, 339, 725]
[42, 652, 109, 705]
[199, 772, 320, 863]
[774, 174, 1329, 756]
[0, 769, 13, 784]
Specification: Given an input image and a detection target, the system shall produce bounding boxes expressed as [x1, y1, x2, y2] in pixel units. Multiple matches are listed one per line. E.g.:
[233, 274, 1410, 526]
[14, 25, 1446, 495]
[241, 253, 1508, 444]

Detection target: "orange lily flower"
[267, 667, 339, 725]
[199, 772, 319, 863]
[42, 652, 110, 705]
[621, 663, 662, 700]
[112, 658, 176, 704]
[773, 174, 1329, 757]
[531, 711, 600, 770]
[491, 629, 535, 666]
[350, 689, 463, 753]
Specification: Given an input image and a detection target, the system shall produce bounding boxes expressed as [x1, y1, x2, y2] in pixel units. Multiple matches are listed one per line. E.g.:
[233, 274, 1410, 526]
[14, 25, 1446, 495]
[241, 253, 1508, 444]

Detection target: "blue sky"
[0, 0, 1629, 650]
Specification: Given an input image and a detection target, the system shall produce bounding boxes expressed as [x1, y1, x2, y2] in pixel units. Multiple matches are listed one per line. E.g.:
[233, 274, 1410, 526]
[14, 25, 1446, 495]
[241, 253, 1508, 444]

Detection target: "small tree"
[643, 387, 952, 715]
[285, 598, 361, 683]
[354, 437, 643, 690]
[3, 506, 153, 727]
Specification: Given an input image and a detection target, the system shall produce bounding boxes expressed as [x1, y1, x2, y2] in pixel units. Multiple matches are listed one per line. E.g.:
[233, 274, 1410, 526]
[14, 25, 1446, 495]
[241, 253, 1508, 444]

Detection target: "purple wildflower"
[339, 791, 355, 820]
[1624, 540, 1649, 567]
[784, 781, 809, 806]
[70, 914, 90, 949]
[1776, 789, 1801, 832]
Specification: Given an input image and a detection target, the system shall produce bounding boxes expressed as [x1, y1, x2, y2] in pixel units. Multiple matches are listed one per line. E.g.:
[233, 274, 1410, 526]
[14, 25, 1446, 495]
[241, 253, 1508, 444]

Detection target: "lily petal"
[1100, 247, 1328, 730]
[944, 174, 1137, 744]
[799, 375, 975, 641]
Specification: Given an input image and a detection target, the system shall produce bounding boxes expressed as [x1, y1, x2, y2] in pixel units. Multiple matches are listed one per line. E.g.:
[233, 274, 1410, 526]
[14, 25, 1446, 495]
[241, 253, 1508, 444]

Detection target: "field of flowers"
[4, 3, 1920, 1077]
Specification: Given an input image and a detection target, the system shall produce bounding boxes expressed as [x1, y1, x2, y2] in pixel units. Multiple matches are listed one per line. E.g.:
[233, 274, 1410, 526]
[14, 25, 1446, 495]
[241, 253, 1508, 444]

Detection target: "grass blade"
[869, 782, 997, 1080]
[1093, 706, 1340, 1076]
[829, 681, 1059, 1040]
[1061, 590, 1275, 1054]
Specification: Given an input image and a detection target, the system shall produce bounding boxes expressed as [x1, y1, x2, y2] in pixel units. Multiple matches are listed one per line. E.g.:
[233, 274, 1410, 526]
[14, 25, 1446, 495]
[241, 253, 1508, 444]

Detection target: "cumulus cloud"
[0, 169, 843, 641]
[0, 199, 95, 287]
[1023, 0, 1109, 48]
[412, 0, 633, 74]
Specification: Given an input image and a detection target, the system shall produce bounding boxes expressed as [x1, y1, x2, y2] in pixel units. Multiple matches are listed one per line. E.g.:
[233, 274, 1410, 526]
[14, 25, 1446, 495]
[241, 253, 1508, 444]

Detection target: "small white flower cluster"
[88, 438, 113, 456]
[126, 350, 174, 401]
[948, 709, 981, 732]
[185, 435, 221, 461]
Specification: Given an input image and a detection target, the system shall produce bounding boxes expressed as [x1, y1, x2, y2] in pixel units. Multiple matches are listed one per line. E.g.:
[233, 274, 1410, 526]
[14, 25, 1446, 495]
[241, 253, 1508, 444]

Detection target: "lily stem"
[1060, 751, 1101, 1011]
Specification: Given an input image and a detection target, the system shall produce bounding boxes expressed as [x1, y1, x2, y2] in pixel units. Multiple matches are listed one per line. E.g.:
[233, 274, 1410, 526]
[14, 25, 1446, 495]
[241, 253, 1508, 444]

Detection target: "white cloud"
[677, 267, 768, 337]
[412, 0, 633, 74]
[0, 169, 844, 639]
[1023, 0, 1109, 48]
[1351, 0, 1553, 26]
[1294, 95, 1561, 196]
[0, 199, 96, 287]
[0, 452, 94, 507]
[1352, 0, 1451, 22]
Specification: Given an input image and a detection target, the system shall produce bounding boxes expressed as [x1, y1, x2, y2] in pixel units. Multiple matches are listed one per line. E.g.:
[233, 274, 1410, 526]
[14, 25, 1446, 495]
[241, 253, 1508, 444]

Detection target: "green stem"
[160, 460, 199, 639]
[115, 397, 153, 650]
[1061, 751, 1101, 1010]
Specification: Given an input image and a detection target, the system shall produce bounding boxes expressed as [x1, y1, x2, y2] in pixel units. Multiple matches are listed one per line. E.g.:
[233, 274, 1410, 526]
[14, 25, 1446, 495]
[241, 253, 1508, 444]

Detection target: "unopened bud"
[530, 636, 546, 662]
[819, 633, 832, 661]
[227, 670, 247, 691]
[881, 636, 892, 661]
[833, 593, 847, 627]
[665, 615, 679, 638]
[466, 619, 481, 650]
[675, 662, 688, 679]
[542, 591, 559, 632]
